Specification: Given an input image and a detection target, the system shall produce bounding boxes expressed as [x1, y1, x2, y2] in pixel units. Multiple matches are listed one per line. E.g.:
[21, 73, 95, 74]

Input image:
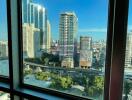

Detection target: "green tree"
[35, 72, 50, 81]
[124, 80, 132, 100]
[94, 76, 104, 94]
[84, 76, 104, 97]
[50, 76, 73, 90]
[24, 69, 33, 76]
[85, 86, 96, 97]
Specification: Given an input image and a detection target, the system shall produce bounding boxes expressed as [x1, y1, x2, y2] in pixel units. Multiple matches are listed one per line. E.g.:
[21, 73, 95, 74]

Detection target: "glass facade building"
[22, 0, 32, 23]
[22, 0, 47, 50]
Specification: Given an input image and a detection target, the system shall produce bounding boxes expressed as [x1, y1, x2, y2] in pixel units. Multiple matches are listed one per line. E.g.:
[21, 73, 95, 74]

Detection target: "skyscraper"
[29, 3, 47, 49]
[22, 0, 32, 23]
[45, 20, 51, 52]
[125, 32, 132, 68]
[80, 36, 92, 68]
[22, 0, 47, 50]
[59, 12, 78, 68]
[23, 23, 41, 58]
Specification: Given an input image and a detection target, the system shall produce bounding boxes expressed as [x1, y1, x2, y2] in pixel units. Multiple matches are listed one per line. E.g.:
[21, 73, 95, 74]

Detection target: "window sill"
[21, 84, 93, 100]
[0, 82, 10, 92]
[14, 87, 68, 100]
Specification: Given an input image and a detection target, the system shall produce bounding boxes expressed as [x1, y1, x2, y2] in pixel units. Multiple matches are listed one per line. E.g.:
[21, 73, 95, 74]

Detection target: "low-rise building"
[61, 57, 74, 68]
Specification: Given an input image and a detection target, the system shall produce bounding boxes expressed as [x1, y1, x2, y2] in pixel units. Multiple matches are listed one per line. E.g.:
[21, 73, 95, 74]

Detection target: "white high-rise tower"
[125, 32, 132, 68]
[59, 12, 78, 68]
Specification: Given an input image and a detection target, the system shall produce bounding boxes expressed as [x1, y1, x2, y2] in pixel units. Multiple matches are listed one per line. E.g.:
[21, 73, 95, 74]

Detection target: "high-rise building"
[23, 23, 41, 58]
[45, 20, 51, 52]
[28, 3, 34, 24]
[79, 36, 92, 68]
[80, 36, 92, 50]
[0, 41, 8, 58]
[29, 3, 47, 49]
[31, 4, 45, 29]
[125, 32, 132, 68]
[22, 0, 47, 50]
[99, 47, 106, 68]
[22, 0, 32, 23]
[59, 12, 78, 68]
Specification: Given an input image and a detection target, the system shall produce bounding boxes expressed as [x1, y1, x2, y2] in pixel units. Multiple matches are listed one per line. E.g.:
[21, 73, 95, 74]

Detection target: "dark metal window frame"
[0, 0, 129, 100]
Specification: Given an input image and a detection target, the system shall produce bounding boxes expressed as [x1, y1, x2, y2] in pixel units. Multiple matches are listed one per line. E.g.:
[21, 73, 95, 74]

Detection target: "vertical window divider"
[6, 0, 13, 99]
[7, 0, 21, 99]
[17, 0, 24, 87]
[104, 0, 115, 99]
[109, 0, 129, 100]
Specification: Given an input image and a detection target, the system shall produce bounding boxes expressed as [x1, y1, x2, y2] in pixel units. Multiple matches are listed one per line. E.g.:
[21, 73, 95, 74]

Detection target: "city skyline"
[0, 1, 132, 99]
[0, 0, 132, 41]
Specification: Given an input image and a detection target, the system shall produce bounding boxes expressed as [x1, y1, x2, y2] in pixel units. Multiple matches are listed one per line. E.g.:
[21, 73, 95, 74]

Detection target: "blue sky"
[128, 0, 132, 32]
[0, 0, 132, 41]
[0, 0, 7, 41]
[34, 0, 108, 41]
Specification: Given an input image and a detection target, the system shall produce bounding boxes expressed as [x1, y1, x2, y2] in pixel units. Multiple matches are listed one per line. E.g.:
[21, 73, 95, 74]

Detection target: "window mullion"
[8, 0, 21, 96]
[104, 0, 115, 99]
[109, 0, 129, 99]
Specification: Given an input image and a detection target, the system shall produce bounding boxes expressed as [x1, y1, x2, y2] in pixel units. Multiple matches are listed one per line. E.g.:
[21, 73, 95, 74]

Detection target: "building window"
[22, 0, 108, 99]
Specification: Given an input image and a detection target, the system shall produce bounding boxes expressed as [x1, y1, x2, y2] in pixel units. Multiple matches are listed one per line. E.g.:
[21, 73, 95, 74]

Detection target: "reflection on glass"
[123, 0, 132, 100]
[0, 91, 10, 100]
[0, 0, 9, 77]
[22, 0, 108, 99]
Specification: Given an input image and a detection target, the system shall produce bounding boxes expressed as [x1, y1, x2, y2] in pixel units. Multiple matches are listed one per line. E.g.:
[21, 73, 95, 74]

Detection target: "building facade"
[79, 36, 92, 68]
[0, 41, 8, 58]
[23, 23, 41, 58]
[125, 32, 132, 68]
[59, 12, 78, 68]
[29, 3, 47, 50]
[22, 0, 32, 23]
[22, 0, 47, 51]
[45, 20, 51, 52]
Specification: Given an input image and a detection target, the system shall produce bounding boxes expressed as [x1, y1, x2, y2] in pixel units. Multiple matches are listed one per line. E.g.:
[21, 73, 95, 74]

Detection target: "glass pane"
[0, 91, 10, 100]
[123, 0, 132, 100]
[22, 0, 108, 99]
[0, 0, 9, 77]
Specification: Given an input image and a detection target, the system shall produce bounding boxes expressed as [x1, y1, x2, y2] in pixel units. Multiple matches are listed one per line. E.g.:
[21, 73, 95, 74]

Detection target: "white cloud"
[78, 28, 107, 33]
[78, 25, 132, 33]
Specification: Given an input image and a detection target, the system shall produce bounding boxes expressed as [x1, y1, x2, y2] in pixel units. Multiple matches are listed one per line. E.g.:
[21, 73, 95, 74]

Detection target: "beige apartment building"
[23, 23, 41, 58]
[59, 12, 78, 68]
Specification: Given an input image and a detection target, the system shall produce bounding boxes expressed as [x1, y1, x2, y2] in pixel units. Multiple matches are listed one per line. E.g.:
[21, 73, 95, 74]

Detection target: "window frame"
[0, 0, 129, 99]
[108, 0, 129, 99]
[19, 0, 111, 99]
[18, 0, 112, 99]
